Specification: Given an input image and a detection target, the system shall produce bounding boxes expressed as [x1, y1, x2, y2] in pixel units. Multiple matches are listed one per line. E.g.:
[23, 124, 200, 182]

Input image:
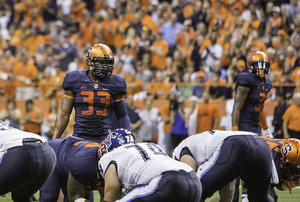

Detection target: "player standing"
[232, 51, 273, 136]
[231, 51, 273, 201]
[52, 43, 130, 142]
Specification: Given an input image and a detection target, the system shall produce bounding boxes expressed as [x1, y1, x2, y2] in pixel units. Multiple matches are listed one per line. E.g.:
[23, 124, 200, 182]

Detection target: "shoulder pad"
[236, 72, 255, 88]
[62, 70, 84, 91]
[264, 76, 273, 90]
[109, 74, 127, 95]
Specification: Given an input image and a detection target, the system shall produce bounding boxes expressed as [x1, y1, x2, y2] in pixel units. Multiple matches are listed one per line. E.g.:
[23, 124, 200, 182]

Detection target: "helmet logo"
[86, 47, 92, 60]
[282, 144, 292, 158]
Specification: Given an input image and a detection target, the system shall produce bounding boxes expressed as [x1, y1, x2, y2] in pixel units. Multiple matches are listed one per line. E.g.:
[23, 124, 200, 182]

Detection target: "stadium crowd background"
[0, 0, 300, 144]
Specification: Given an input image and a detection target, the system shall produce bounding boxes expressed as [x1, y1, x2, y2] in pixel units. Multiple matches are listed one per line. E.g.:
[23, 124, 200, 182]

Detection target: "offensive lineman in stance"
[173, 130, 274, 202]
[53, 43, 130, 143]
[0, 121, 56, 201]
[98, 128, 202, 202]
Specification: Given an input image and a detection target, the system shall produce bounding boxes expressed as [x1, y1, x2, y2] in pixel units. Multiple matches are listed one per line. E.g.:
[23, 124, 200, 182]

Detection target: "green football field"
[1, 188, 300, 202]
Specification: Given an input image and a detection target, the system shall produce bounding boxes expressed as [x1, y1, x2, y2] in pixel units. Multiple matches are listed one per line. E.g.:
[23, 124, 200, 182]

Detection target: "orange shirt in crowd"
[183, 3, 193, 20]
[209, 6, 228, 28]
[77, 19, 97, 47]
[114, 21, 130, 48]
[221, 43, 231, 67]
[272, 40, 285, 51]
[292, 67, 300, 83]
[126, 77, 143, 95]
[71, 1, 87, 22]
[228, 0, 248, 15]
[282, 105, 300, 131]
[161, 102, 172, 133]
[177, 31, 196, 48]
[270, 62, 283, 76]
[141, 15, 159, 32]
[151, 40, 169, 70]
[102, 18, 119, 46]
[24, 108, 42, 134]
[249, 41, 267, 52]
[14, 1, 27, 21]
[13, 62, 38, 86]
[147, 82, 172, 99]
[25, 15, 44, 28]
[197, 103, 219, 133]
[23, 34, 45, 53]
[178, 44, 194, 64]
[124, 13, 134, 22]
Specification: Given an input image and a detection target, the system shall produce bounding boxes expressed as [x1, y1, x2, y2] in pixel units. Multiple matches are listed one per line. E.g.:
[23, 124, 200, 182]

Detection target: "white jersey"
[0, 127, 46, 152]
[173, 130, 258, 167]
[99, 142, 193, 191]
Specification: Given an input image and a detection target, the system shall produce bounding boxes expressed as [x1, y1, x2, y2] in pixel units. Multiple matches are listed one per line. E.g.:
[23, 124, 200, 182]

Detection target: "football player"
[232, 51, 273, 201]
[232, 51, 273, 136]
[0, 121, 56, 202]
[39, 136, 104, 202]
[260, 137, 300, 197]
[53, 43, 130, 143]
[173, 130, 274, 202]
[98, 128, 202, 202]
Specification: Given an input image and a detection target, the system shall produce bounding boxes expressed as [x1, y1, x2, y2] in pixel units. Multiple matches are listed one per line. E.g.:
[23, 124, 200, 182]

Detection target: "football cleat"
[248, 51, 270, 79]
[279, 138, 300, 180]
[84, 43, 114, 79]
[98, 128, 135, 158]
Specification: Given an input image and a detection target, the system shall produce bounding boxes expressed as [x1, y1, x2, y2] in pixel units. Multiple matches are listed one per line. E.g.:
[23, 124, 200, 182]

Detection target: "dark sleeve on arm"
[114, 100, 131, 131]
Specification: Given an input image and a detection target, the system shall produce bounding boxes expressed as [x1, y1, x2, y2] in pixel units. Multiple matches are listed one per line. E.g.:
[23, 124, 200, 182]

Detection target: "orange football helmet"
[279, 138, 300, 180]
[248, 51, 270, 79]
[85, 43, 114, 78]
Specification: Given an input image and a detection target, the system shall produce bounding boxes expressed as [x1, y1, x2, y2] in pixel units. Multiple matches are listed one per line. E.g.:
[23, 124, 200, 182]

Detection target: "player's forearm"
[117, 115, 131, 131]
[232, 109, 240, 128]
[53, 113, 70, 139]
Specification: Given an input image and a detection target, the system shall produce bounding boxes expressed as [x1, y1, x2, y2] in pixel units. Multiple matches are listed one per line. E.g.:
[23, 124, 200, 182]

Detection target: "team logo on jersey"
[94, 84, 99, 89]
[281, 143, 292, 158]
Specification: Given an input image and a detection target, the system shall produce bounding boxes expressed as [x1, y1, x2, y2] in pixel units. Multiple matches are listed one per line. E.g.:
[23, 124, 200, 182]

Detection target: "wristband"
[232, 126, 238, 131]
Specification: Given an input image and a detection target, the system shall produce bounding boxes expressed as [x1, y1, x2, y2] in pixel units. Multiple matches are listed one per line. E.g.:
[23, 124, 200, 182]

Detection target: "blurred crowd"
[0, 0, 300, 102]
[1, 0, 300, 151]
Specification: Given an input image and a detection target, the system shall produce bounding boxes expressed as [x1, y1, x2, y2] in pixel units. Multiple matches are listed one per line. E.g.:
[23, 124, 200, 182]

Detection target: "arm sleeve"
[114, 100, 131, 131]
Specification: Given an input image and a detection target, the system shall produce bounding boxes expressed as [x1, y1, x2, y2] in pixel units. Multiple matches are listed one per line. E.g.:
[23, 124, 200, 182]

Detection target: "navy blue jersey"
[235, 71, 272, 128]
[62, 71, 127, 138]
[49, 136, 104, 190]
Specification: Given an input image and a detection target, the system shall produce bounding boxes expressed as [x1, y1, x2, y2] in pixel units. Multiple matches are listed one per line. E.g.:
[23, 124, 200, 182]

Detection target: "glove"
[263, 128, 273, 138]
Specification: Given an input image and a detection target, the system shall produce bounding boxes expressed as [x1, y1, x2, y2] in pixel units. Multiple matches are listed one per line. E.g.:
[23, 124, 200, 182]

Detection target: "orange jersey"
[197, 103, 219, 133]
[260, 136, 285, 153]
